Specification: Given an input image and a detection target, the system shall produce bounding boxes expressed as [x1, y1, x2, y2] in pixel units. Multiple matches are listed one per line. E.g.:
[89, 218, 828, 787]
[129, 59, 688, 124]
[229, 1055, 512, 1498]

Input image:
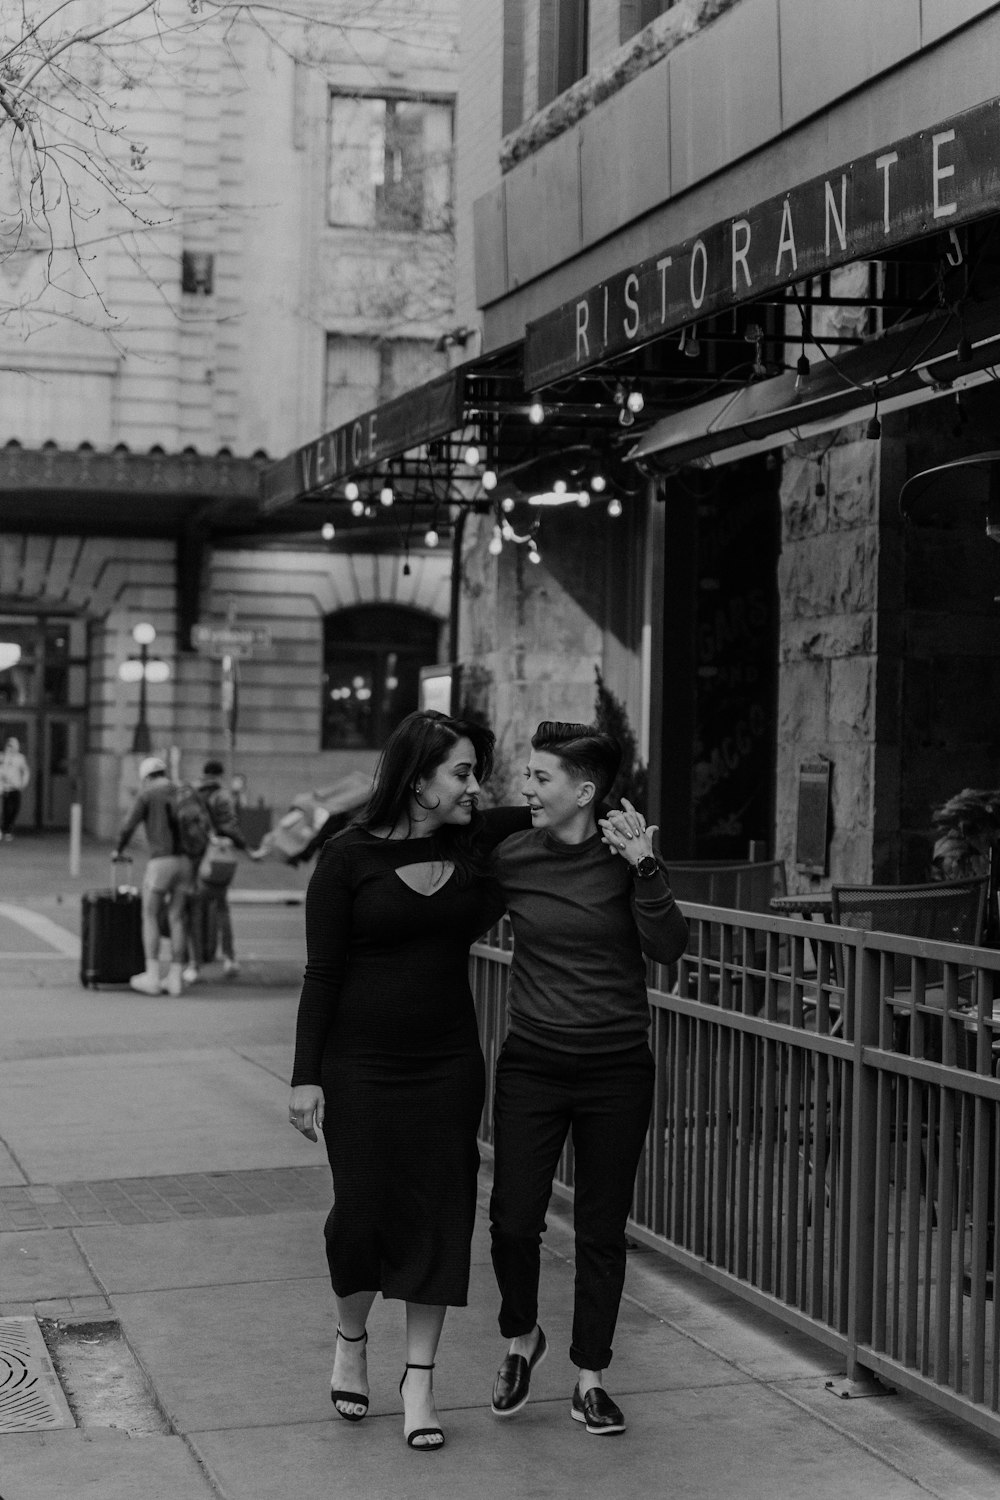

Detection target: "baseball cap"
[138, 756, 167, 780]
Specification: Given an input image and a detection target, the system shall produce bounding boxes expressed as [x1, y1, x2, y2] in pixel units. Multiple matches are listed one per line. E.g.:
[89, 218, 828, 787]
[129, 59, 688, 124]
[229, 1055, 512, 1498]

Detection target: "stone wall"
[775, 425, 881, 890]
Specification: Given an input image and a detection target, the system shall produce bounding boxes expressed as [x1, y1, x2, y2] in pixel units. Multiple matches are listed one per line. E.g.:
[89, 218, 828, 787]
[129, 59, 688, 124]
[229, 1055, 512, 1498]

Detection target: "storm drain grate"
[0, 1316, 75, 1432]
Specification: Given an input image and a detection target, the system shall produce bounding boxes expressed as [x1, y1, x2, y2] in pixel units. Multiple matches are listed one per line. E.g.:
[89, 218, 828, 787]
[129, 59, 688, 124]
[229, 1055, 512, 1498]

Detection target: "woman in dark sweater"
[489, 721, 688, 1436]
[289, 710, 527, 1452]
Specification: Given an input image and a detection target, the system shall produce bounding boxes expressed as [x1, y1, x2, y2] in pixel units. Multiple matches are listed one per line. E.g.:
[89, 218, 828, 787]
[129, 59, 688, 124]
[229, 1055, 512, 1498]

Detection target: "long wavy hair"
[530, 720, 622, 808]
[357, 709, 496, 881]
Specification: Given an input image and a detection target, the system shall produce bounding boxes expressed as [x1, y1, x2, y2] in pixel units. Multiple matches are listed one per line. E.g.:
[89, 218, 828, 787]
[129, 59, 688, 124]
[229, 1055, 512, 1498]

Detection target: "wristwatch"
[632, 854, 659, 880]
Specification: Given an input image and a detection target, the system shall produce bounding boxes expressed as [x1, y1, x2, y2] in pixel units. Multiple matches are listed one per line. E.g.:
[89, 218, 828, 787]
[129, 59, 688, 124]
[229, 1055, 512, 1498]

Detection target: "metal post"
[69, 802, 82, 877]
[132, 642, 151, 753]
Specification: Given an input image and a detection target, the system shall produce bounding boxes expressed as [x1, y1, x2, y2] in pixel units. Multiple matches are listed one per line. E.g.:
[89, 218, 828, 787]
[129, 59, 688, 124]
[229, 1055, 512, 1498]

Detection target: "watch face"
[635, 855, 657, 878]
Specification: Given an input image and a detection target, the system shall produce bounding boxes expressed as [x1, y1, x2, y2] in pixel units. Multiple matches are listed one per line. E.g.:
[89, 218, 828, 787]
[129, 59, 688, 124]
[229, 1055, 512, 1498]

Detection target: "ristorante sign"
[261, 368, 464, 513]
[524, 96, 1000, 390]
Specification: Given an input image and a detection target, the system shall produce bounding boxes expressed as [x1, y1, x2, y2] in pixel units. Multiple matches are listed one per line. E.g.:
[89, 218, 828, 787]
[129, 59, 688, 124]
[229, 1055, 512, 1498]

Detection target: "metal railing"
[470, 904, 1000, 1441]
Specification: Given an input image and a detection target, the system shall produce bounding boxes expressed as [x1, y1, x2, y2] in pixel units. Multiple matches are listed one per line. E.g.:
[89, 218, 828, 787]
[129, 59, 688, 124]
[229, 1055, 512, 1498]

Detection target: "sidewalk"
[2, 836, 1000, 1497]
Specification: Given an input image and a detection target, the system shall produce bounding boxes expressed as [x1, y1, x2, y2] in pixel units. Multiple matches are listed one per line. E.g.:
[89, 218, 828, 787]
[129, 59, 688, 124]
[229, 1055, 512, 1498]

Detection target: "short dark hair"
[203, 759, 225, 777]
[530, 721, 622, 805]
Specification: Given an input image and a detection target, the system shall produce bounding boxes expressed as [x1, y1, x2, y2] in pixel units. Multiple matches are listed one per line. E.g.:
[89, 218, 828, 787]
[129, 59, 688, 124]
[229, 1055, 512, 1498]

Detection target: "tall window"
[322, 605, 441, 750]
[324, 337, 444, 429]
[537, 0, 589, 110]
[328, 94, 453, 232]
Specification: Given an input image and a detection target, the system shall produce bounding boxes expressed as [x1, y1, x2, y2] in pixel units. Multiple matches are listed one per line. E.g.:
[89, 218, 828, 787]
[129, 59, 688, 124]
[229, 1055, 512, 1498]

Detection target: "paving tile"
[0, 1430, 215, 1499]
[188, 1383, 930, 1500]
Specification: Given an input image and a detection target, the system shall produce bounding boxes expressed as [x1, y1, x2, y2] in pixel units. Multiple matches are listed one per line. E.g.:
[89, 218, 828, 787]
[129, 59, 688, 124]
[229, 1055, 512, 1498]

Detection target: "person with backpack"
[182, 758, 262, 984]
[114, 756, 194, 996]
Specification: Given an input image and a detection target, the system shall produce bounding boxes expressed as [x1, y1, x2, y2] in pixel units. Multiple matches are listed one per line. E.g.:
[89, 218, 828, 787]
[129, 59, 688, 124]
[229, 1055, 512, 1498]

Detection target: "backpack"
[171, 782, 214, 861]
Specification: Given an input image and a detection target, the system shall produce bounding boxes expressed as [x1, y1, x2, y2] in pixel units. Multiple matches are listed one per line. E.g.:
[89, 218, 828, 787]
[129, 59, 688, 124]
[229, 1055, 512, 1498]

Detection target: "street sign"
[191, 624, 271, 658]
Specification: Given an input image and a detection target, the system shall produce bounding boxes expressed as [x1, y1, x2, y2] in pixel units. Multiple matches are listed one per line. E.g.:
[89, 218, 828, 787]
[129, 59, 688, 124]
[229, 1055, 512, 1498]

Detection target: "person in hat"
[114, 756, 192, 996]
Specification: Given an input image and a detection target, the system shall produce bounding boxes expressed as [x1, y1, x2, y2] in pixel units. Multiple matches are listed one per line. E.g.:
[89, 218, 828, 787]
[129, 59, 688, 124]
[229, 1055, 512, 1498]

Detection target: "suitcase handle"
[111, 852, 134, 897]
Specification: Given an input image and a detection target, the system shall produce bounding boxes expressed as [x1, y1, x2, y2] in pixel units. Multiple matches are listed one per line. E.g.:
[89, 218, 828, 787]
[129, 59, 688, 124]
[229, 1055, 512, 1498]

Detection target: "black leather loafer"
[570, 1383, 626, 1435]
[490, 1326, 548, 1416]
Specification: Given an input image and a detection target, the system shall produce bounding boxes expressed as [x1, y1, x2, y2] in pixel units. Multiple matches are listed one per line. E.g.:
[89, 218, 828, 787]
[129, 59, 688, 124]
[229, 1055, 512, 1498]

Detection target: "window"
[620, 0, 676, 44]
[324, 337, 444, 429]
[328, 94, 453, 231]
[322, 605, 441, 750]
[537, 0, 589, 110]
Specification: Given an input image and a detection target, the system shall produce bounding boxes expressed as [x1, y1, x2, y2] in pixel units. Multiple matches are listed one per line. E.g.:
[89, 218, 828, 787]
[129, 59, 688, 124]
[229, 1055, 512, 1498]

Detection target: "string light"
[424, 527, 439, 548]
[618, 407, 635, 428]
[464, 444, 481, 467]
[488, 525, 503, 556]
[344, 481, 359, 502]
[577, 490, 591, 508]
[553, 479, 567, 494]
[379, 485, 394, 507]
[482, 469, 498, 490]
[591, 473, 606, 493]
[501, 496, 516, 513]
[528, 400, 545, 425]
[626, 389, 644, 413]
[608, 498, 623, 518]
[527, 544, 541, 564]
[321, 521, 335, 541]
[350, 498, 364, 517]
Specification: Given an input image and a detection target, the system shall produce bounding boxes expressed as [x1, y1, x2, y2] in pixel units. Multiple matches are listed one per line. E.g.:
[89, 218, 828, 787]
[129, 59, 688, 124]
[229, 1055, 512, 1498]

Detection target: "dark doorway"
[658, 456, 780, 859]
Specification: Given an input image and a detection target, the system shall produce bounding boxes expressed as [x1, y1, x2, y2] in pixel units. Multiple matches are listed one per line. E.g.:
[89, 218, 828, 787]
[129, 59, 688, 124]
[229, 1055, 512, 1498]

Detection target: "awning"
[524, 93, 1000, 392]
[258, 342, 652, 525]
[627, 300, 1000, 471]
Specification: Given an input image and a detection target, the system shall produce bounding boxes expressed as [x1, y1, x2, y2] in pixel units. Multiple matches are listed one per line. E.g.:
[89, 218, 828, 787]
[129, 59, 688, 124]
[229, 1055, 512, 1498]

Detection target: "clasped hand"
[598, 797, 659, 866]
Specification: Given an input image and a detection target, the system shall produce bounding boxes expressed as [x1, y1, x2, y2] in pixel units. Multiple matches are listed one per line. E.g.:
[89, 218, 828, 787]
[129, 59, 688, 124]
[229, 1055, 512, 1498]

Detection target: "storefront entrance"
[659, 456, 780, 859]
[0, 614, 88, 830]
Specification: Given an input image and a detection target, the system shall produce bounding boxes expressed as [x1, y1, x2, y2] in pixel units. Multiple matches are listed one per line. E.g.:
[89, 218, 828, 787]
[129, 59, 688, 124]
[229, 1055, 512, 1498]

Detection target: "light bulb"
[424, 528, 439, 548]
[501, 520, 515, 540]
[528, 401, 544, 425]
[618, 408, 635, 428]
[321, 522, 335, 541]
[379, 485, 394, 507]
[608, 497, 623, 518]
[132, 622, 156, 646]
[591, 473, 606, 493]
[612, 382, 626, 406]
[501, 496, 515, 513]
[344, 480, 359, 502]
[626, 389, 644, 413]
[482, 469, 498, 491]
[350, 498, 364, 517]
[464, 444, 480, 467]
[553, 479, 567, 494]
[577, 490, 591, 508]
[528, 546, 541, 565]
[488, 526, 503, 556]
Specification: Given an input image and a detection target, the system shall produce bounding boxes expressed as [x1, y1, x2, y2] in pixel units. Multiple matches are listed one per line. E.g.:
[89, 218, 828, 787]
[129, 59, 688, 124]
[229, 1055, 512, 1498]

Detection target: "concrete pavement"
[2, 834, 1000, 1498]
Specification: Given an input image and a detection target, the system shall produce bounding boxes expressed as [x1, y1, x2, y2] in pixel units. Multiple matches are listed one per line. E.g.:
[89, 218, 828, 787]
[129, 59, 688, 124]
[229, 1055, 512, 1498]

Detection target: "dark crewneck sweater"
[494, 828, 688, 1053]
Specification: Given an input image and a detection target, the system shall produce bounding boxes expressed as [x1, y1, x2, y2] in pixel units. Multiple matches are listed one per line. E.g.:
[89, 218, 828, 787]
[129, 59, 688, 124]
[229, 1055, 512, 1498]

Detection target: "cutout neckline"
[394, 861, 456, 897]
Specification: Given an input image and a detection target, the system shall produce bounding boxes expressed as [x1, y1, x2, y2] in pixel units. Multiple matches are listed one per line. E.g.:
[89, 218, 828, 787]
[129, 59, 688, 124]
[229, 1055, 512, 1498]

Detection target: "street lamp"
[119, 622, 169, 753]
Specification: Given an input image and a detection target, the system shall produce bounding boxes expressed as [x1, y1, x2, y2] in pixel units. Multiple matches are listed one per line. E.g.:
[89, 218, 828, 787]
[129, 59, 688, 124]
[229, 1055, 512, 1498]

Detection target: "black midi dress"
[291, 809, 526, 1306]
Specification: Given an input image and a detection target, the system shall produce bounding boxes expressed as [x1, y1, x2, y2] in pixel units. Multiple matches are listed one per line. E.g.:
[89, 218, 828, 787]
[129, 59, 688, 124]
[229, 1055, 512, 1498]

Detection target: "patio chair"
[664, 858, 787, 1010]
[830, 877, 989, 1054]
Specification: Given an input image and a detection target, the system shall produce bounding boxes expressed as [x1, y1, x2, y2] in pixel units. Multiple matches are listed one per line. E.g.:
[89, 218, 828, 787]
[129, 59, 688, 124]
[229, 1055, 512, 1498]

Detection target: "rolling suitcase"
[80, 856, 145, 988]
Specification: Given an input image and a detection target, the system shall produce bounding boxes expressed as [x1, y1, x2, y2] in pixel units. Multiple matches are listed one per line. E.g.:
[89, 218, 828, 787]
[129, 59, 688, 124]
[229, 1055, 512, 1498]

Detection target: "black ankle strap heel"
[399, 1363, 444, 1451]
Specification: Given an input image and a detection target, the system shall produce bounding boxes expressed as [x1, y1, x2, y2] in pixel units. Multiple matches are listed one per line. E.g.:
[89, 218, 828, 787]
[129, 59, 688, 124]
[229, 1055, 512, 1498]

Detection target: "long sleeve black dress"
[291, 807, 527, 1307]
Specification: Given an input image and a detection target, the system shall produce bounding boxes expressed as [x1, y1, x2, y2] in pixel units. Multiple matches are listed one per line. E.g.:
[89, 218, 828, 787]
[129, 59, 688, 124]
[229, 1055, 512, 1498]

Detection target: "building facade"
[449, 0, 1000, 884]
[0, 0, 459, 836]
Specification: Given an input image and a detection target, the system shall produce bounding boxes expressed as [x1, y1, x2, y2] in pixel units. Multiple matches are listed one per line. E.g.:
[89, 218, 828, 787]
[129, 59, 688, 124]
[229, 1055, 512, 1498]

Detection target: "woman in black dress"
[288, 710, 526, 1451]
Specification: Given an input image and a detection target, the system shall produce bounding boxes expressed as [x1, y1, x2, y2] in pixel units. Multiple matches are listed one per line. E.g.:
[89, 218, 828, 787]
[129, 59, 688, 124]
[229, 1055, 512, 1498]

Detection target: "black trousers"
[489, 1033, 654, 1371]
[1, 789, 21, 835]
